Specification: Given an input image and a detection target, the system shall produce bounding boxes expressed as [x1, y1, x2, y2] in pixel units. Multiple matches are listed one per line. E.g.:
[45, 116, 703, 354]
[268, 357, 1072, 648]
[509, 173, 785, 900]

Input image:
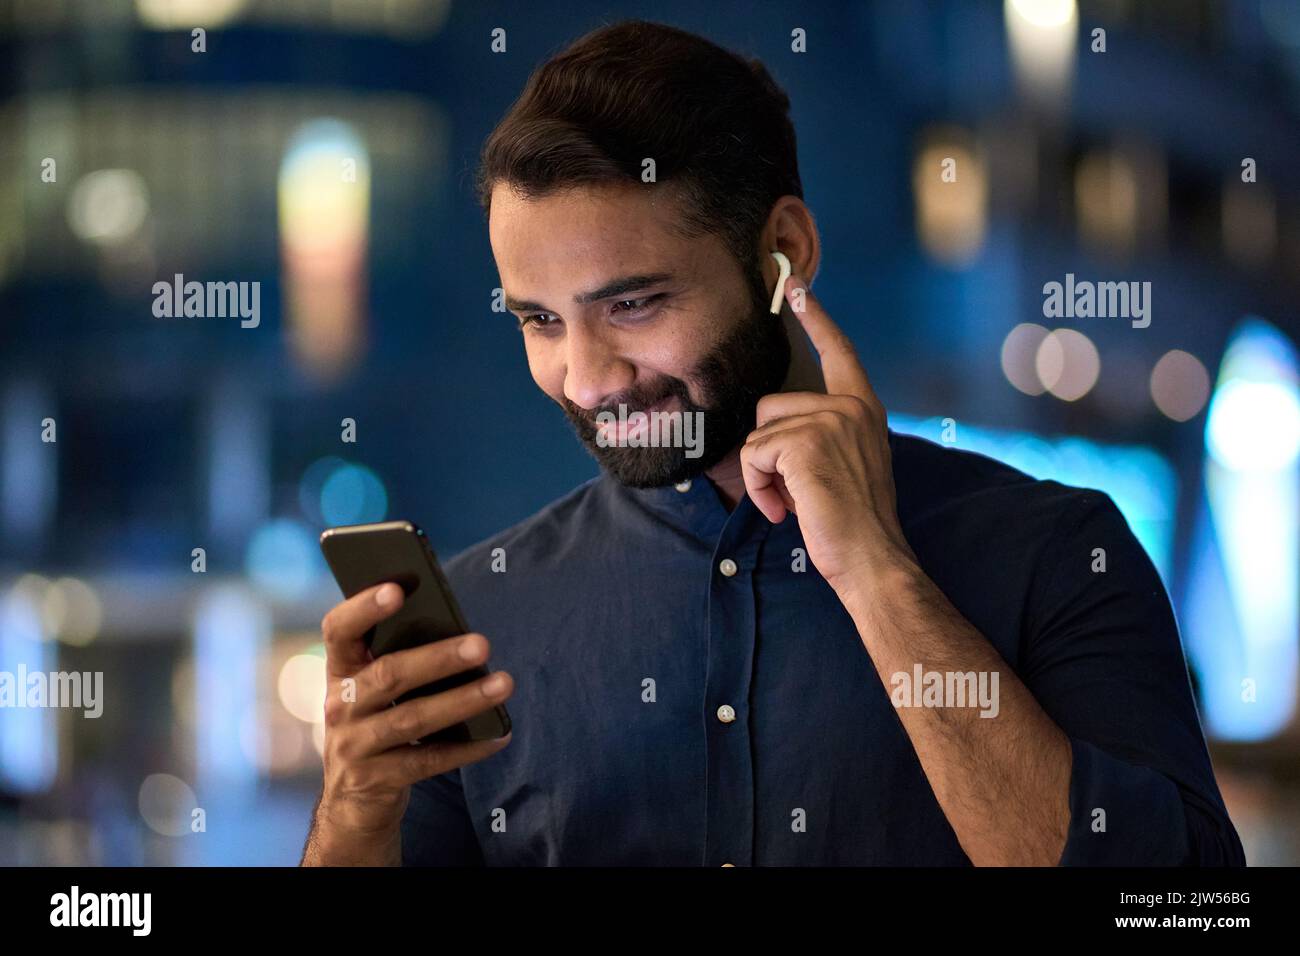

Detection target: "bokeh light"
[278, 118, 371, 382]
[1151, 349, 1211, 422]
[1207, 319, 1300, 472]
[135, 0, 249, 29]
[138, 773, 199, 838]
[277, 653, 327, 724]
[320, 461, 388, 526]
[67, 169, 149, 245]
[1001, 322, 1051, 395]
[1036, 328, 1100, 401]
[1207, 380, 1300, 472]
[245, 519, 320, 601]
[913, 135, 987, 266]
[1005, 0, 1077, 104]
[299, 455, 346, 526]
[40, 576, 103, 646]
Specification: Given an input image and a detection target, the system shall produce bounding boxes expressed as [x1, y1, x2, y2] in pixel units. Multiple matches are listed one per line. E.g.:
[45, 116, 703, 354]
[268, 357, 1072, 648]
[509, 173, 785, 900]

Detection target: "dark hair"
[476, 19, 802, 273]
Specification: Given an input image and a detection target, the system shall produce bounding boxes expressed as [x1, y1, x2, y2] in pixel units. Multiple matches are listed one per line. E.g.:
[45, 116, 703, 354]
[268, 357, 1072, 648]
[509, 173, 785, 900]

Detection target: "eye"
[610, 294, 664, 317]
[518, 313, 560, 331]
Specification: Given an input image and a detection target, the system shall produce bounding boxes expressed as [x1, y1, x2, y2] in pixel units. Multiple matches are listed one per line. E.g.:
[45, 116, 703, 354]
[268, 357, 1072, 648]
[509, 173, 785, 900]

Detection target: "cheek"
[645, 325, 721, 387]
[650, 341, 703, 376]
[523, 338, 565, 402]
[629, 316, 712, 378]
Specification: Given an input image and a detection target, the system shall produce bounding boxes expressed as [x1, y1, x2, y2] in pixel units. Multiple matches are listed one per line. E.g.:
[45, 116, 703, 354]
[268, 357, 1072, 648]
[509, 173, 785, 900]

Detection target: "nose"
[562, 322, 635, 410]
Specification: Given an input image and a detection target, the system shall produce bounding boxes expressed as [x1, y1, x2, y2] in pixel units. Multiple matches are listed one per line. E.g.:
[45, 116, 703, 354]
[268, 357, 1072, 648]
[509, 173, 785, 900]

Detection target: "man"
[302, 20, 1244, 866]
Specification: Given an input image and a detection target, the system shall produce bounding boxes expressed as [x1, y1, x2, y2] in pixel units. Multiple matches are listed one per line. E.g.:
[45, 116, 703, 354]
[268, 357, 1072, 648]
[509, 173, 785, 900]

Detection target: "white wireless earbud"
[769, 250, 791, 315]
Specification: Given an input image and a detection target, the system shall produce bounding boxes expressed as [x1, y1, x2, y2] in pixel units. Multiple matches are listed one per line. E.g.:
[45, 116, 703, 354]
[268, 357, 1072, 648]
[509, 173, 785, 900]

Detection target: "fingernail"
[459, 636, 482, 661]
[482, 673, 507, 696]
[786, 274, 807, 295]
[375, 583, 400, 608]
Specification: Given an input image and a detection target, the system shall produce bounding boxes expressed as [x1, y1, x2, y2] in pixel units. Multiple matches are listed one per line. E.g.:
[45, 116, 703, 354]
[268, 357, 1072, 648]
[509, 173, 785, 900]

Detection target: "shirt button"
[718, 558, 738, 577]
[716, 704, 736, 723]
[674, 479, 692, 492]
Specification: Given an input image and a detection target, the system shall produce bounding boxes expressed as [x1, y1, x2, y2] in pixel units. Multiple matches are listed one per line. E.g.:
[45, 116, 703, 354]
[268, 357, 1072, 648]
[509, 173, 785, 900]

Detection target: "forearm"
[301, 793, 403, 866]
[835, 557, 1072, 866]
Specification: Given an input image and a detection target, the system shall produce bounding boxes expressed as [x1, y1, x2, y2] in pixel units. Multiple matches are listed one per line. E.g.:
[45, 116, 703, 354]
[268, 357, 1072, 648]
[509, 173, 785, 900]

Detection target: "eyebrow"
[504, 272, 675, 314]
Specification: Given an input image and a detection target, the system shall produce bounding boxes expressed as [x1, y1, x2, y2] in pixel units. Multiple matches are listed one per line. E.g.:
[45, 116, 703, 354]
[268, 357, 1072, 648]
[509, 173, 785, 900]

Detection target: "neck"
[706, 309, 824, 511]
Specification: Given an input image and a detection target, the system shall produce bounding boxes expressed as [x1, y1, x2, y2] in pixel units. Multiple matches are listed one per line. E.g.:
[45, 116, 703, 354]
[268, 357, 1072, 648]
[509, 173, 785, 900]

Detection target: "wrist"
[829, 548, 925, 627]
[305, 795, 404, 866]
[317, 792, 404, 837]
[828, 542, 920, 602]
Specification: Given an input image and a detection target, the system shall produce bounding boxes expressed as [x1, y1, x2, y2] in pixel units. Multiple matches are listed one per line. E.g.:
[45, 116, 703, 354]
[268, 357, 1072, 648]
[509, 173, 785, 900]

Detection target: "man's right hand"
[301, 581, 514, 865]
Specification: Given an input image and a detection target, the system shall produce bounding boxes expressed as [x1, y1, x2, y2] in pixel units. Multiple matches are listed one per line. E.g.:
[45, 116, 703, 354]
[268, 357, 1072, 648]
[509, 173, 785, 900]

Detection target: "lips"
[594, 397, 675, 442]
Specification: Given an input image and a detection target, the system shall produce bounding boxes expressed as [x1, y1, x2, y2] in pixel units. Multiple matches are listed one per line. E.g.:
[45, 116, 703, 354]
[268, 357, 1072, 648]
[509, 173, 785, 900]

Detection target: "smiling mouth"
[594, 396, 678, 442]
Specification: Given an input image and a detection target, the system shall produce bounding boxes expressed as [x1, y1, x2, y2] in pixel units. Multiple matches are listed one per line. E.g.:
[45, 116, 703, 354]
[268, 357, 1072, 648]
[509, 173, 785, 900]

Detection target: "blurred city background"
[1, 0, 1298, 864]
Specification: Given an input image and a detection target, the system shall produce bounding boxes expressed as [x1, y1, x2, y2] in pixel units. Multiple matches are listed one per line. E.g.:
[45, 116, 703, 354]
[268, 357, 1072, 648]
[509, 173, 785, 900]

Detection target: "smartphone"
[319, 520, 511, 744]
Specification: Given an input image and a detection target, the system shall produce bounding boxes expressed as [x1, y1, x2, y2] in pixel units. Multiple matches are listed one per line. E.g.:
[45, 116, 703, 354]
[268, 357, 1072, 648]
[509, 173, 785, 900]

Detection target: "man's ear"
[762, 196, 820, 286]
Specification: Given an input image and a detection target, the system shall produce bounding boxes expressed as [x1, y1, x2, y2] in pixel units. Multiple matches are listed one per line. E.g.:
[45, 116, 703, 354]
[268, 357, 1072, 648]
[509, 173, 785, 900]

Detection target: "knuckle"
[815, 409, 844, 429]
[334, 764, 369, 794]
[331, 725, 359, 762]
[827, 409, 857, 435]
[415, 745, 450, 779]
[322, 693, 348, 727]
[842, 395, 870, 418]
[368, 655, 400, 698]
[365, 716, 391, 756]
[388, 703, 422, 741]
[320, 610, 339, 644]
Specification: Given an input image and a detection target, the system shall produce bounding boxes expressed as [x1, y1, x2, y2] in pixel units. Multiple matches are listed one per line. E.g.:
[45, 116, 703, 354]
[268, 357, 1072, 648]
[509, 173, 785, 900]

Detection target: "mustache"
[560, 376, 693, 426]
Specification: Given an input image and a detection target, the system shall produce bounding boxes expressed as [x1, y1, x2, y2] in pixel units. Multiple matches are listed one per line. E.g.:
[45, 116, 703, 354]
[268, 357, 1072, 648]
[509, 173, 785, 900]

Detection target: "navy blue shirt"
[401, 430, 1244, 865]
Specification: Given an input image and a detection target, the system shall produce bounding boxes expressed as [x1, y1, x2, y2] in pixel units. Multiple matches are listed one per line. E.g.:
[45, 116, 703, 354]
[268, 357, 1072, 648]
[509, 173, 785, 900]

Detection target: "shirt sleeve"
[400, 768, 485, 866]
[1020, 490, 1246, 866]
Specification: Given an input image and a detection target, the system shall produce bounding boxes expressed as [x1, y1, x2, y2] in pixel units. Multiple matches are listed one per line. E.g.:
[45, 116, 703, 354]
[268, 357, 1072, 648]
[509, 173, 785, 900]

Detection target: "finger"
[746, 410, 824, 448]
[754, 391, 866, 430]
[375, 732, 514, 790]
[349, 632, 493, 717]
[770, 473, 798, 517]
[357, 670, 516, 756]
[748, 412, 843, 519]
[740, 427, 810, 524]
[784, 274, 879, 404]
[321, 583, 405, 678]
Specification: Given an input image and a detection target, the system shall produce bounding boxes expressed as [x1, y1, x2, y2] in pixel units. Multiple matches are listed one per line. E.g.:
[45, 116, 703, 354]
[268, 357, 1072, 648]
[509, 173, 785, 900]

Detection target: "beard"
[558, 259, 791, 488]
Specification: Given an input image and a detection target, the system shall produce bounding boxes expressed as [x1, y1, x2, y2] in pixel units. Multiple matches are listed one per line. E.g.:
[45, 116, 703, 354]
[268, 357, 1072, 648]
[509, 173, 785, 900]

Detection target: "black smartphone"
[319, 520, 511, 744]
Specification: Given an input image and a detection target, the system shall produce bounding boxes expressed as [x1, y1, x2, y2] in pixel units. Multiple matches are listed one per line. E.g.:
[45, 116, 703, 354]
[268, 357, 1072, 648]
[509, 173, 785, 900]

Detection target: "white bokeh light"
[67, 169, 149, 244]
[278, 653, 327, 724]
[1036, 328, 1100, 401]
[1001, 322, 1051, 395]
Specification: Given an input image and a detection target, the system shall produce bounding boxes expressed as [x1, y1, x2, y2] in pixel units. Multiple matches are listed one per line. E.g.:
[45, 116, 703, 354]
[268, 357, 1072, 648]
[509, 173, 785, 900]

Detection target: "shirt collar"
[609, 470, 768, 545]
